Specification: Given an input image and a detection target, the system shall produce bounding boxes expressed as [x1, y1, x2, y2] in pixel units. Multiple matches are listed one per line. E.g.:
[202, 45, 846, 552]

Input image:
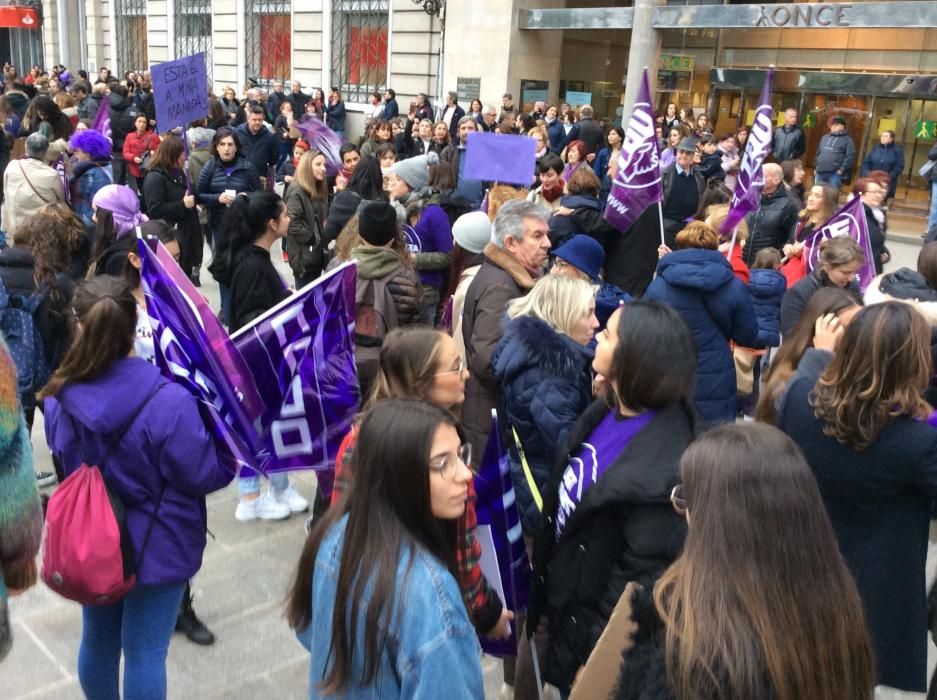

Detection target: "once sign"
[756, 3, 851, 28]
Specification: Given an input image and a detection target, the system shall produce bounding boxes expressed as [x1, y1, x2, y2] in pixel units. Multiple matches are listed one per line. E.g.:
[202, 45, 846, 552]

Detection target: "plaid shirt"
[331, 427, 504, 634]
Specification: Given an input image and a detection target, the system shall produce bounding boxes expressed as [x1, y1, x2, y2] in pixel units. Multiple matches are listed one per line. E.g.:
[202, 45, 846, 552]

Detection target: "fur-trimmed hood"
[492, 315, 593, 384]
[864, 268, 937, 325]
[482, 242, 537, 290]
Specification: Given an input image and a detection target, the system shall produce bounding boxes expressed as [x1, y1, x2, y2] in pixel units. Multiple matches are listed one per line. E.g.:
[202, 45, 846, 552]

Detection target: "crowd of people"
[2, 60, 937, 700]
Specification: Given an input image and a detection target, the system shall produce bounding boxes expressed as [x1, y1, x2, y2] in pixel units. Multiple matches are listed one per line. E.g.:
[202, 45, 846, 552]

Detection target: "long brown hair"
[285, 400, 462, 694]
[812, 302, 932, 450]
[366, 327, 446, 409]
[799, 183, 838, 227]
[756, 287, 860, 424]
[294, 149, 330, 201]
[38, 276, 136, 399]
[148, 134, 185, 173]
[654, 423, 875, 700]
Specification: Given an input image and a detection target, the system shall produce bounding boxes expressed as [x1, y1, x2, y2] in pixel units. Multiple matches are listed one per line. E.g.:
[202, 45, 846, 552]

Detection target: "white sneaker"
[271, 484, 309, 513]
[235, 491, 291, 521]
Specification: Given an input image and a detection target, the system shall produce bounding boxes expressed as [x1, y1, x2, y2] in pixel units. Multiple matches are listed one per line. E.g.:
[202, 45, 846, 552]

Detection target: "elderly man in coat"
[1, 133, 64, 241]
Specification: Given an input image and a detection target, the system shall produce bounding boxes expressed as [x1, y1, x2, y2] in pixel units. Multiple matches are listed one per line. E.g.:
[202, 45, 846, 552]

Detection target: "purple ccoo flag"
[292, 116, 344, 177]
[722, 68, 775, 236]
[138, 238, 265, 475]
[603, 69, 662, 232]
[802, 195, 876, 291]
[231, 262, 359, 479]
[474, 409, 530, 657]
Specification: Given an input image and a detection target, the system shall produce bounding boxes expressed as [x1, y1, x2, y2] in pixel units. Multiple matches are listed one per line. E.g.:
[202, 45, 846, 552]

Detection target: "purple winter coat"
[43, 357, 231, 585]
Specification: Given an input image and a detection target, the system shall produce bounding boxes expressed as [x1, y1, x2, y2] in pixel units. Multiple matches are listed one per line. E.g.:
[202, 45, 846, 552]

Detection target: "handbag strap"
[18, 160, 52, 204]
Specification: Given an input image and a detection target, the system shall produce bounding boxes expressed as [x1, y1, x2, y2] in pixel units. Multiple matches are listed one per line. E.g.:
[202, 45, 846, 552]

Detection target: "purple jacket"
[404, 203, 453, 291]
[43, 357, 232, 585]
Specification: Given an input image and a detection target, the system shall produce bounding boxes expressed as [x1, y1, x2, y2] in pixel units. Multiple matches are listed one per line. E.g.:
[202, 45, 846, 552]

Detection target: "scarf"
[541, 180, 565, 203]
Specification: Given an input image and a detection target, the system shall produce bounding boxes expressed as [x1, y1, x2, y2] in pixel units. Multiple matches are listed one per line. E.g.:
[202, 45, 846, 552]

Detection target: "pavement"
[5, 215, 931, 699]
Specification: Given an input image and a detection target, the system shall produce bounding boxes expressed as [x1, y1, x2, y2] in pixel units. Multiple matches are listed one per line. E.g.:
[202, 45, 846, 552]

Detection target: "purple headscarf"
[91, 184, 148, 236]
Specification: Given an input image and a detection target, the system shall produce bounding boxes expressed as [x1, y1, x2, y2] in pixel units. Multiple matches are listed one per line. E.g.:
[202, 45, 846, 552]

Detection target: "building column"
[623, 0, 664, 115]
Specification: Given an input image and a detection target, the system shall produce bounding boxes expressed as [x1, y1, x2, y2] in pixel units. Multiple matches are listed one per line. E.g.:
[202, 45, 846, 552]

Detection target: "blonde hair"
[294, 149, 330, 201]
[704, 203, 748, 243]
[487, 184, 528, 223]
[506, 275, 596, 338]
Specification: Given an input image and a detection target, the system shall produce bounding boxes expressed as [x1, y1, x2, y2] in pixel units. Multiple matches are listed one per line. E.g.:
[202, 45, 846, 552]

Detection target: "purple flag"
[150, 53, 209, 133]
[90, 98, 111, 143]
[474, 409, 530, 657]
[802, 195, 876, 291]
[292, 116, 344, 176]
[231, 262, 359, 476]
[463, 131, 537, 186]
[722, 68, 775, 235]
[603, 69, 662, 232]
[138, 238, 265, 475]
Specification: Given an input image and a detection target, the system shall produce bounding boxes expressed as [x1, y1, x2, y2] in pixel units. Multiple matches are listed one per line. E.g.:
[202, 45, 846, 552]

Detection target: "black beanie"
[358, 201, 398, 246]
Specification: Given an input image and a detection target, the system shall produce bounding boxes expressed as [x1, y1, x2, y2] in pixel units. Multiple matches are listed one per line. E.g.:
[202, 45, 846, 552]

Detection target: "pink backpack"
[42, 386, 163, 606]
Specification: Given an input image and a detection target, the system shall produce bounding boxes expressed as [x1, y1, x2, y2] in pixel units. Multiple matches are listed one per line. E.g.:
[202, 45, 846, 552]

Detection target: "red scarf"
[541, 180, 565, 203]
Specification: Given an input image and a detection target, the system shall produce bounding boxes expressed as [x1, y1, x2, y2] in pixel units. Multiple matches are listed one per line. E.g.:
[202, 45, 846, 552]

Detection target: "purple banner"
[603, 69, 662, 232]
[722, 68, 774, 235]
[802, 195, 876, 291]
[231, 262, 359, 474]
[150, 53, 210, 134]
[292, 116, 344, 177]
[463, 131, 537, 187]
[90, 96, 111, 143]
[138, 238, 264, 475]
[474, 409, 530, 657]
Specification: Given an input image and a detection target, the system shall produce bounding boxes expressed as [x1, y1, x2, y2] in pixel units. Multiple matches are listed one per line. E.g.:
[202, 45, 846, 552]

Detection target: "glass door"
[902, 99, 937, 209]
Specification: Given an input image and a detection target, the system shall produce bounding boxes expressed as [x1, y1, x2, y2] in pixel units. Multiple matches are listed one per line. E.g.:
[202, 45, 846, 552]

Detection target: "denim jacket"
[298, 515, 484, 699]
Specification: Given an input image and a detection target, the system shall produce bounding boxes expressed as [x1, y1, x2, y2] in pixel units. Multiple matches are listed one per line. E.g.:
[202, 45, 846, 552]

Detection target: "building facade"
[37, 0, 937, 205]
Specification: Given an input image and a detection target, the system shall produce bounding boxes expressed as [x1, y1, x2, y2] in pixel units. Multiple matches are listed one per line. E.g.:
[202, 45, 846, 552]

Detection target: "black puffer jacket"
[108, 92, 140, 151]
[742, 186, 800, 266]
[528, 399, 702, 692]
[780, 268, 862, 336]
[142, 167, 201, 273]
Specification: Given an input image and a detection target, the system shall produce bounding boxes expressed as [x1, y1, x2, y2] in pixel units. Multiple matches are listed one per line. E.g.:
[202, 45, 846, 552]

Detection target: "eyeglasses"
[435, 357, 465, 376]
[670, 484, 687, 515]
[430, 443, 473, 479]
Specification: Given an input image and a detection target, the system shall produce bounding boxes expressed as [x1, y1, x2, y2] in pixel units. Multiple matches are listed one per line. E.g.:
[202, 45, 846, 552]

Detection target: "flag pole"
[657, 200, 666, 248]
[182, 130, 191, 194]
[726, 224, 739, 260]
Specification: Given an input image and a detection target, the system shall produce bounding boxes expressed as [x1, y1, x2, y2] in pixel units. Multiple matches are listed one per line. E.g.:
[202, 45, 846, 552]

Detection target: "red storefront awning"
[0, 6, 38, 30]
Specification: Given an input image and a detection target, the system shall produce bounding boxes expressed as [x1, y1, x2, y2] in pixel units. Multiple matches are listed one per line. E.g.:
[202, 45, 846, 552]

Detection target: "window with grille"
[114, 0, 147, 75]
[245, 0, 291, 88]
[330, 0, 388, 103]
[175, 0, 212, 81]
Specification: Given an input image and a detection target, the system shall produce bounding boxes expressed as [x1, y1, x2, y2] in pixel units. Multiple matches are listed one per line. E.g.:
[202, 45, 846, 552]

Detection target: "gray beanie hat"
[390, 151, 439, 192]
[452, 211, 492, 254]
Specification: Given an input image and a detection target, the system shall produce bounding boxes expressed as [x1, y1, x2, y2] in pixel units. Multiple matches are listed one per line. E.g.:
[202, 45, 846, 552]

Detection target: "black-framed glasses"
[435, 357, 465, 376]
[429, 443, 473, 479]
[670, 484, 687, 515]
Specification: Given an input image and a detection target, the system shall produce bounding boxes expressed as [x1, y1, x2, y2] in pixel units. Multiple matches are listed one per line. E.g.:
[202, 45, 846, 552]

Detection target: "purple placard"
[231, 262, 360, 474]
[603, 68, 662, 232]
[463, 131, 537, 186]
[802, 195, 876, 291]
[722, 68, 774, 235]
[150, 53, 210, 133]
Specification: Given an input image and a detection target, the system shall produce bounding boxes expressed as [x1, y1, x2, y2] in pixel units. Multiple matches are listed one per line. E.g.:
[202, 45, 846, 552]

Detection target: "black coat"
[195, 156, 262, 236]
[779, 268, 862, 336]
[142, 167, 201, 272]
[741, 186, 800, 266]
[228, 245, 289, 332]
[235, 123, 279, 179]
[528, 399, 701, 691]
[772, 124, 806, 163]
[284, 185, 327, 281]
[108, 93, 141, 151]
[863, 202, 887, 275]
[779, 358, 937, 692]
[576, 117, 605, 155]
[605, 205, 661, 298]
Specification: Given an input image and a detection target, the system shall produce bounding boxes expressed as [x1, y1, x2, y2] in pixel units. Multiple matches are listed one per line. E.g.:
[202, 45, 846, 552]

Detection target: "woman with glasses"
[853, 173, 891, 274]
[777, 302, 937, 695]
[287, 399, 483, 699]
[329, 326, 514, 643]
[615, 423, 874, 700]
[522, 300, 702, 697]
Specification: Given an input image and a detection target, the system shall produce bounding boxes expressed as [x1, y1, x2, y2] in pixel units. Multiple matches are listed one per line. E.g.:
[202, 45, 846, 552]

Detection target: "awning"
[0, 6, 39, 30]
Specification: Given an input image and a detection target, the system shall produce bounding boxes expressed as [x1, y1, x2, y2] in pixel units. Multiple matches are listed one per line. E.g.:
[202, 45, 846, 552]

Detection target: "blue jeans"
[929, 181, 937, 230]
[78, 582, 186, 700]
[239, 470, 290, 497]
[815, 171, 842, 190]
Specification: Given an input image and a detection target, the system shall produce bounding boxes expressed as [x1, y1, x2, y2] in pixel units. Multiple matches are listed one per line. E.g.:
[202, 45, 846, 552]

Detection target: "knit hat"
[91, 184, 148, 237]
[358, 201, 398, 246]
[552, 235, 605, 282]
[390, 151, 439, 192]
[452, 211, 492, 254]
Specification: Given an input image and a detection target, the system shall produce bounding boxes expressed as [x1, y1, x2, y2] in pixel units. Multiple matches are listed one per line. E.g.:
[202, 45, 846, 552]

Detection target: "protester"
[646, 222, 777, 423]
[444, 92, 467, 139]
[660, 137, 705, 248]
[526, 300, 702, 696]
[441, 116, 484, 210]
[334, 143, 360, 191]
[780, 235, 864, 335]
[40, 275, 232, 699]
[814, 116, 856, 190]
[122, 113, 160, 194]
[756, 287, 861, 425]
[526, 153, 565, 213]
[142, 136, 200, 283]
[865, 241, 937, 322]
[449, 211, 491, 362]
[272, 101, 295, 168]
[659, 126, 682, 171]
[702, 202, 750, 284]
[382, 88, 399, 121]
[780, 158, 806, 208]
[288, 400, 483, 699]
[0, 335, 42, 662]
[853, 174, 890, 274]
[236, 105, 278, 187]
[548, 167, 615, 252]
[772, 107, 806, 163]
[68, 128, 113, 229]
[461, 200, 549, 462]
[324, 155, 387, 244]
[107, 85, 140, 186]
[615, 423, 874, 700]
[861, 130, 904, 200]
[275, 138, 308, 192]
[741, 163, 799, 266]
[562, 139, 588, 183]
[358, 119, 392, 159]
[285, 149, 329, 287]
[324, 88, 346, 137]
[778, 302, 937, 695]
[549, 234, 631, 329]
[782, 182, 839, 258]
[2, 133, 65, 240]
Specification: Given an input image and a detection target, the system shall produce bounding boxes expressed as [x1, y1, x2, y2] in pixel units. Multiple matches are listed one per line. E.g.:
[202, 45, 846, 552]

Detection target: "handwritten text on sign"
[150, 53, 209, 133]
